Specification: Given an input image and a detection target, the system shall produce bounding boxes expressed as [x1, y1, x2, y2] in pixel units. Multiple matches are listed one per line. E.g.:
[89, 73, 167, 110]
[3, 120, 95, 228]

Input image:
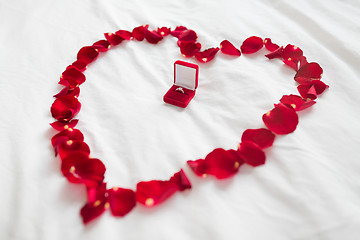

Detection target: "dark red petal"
[187, 159, 208, 177]
[80, 201, 106, 224]
[136, 180, 178, 207]
[264, 38, 280, 52]
[87, 182, 107, 204]
[169, 169, 191, 191]
[265, 46, 284, 59]
[240, 36, 264, 54]
[178, 30, 197, 43]
[299, 56, 308, 69]
[297, 80, 329, 100]
[53, 86, 80, 98]
[51, 129, 84, 147]
[58, 140, 90, 160]
[50, 119, 79, 131]
[60, 67, 86, 88]
[132, 25, 149, 41]
[241, 128, 275, 149]
[195, 47, 219, 63]
[61, 152, 106, 187]
[262, 103, 299, 135]
[77, 46, 99, 65]
[220, 40, 241, 56]
[107, 187, 136, 217]
[282, 44, 303, 63]
[157, 27, 171, 36]
[170, 26, 188, 38]
[205, 148, 243, 179]
[104, 33, 124, 46]
[115, 30, 133, 40]
[237, 141, 266, 167]
[145, 30, 163, 44]
[51, 96, 81, 121]
[71, 60, 88, 72]
[180, 42, 201, 57]
[92, 40, 111, 52]
[294, 62, 323, 84]
[283, 58, 300, 71]
[280, 94, 316, 111]
[312, 80, 329, 95]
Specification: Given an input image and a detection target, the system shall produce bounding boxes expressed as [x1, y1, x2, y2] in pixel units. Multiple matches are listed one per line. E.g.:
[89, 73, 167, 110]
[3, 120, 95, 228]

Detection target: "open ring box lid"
[163, 60, 199, 108]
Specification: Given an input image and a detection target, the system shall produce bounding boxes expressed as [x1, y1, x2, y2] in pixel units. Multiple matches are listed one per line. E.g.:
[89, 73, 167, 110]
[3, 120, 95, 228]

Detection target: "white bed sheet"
[1, 0, 360, 239]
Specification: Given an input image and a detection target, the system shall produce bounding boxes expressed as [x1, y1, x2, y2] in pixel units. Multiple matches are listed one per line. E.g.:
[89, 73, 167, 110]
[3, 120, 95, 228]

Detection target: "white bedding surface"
[1, 0, 360, 239]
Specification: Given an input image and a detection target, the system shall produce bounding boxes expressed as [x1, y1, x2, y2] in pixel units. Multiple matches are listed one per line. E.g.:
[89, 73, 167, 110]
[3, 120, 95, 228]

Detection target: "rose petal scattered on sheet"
[237, 141, 266, 166]
[51, 96, 81, 121]
[53, 86, 80, 98]
[132, 25, 149, 41]
[115, 30, 133, 40]
[145, 30, 163, 44]
[195, 47, 219, 63]
[240, 36, 264, 54]
[169, 169, 192, 191]
[57, 140, 90, 160]
[180, 42, 201, 57]
[297, 80, 329, 100]
[170, 26, 188, 38]
[77, 46, 99, 65]
[264, 38, 280, 52]
[187, 159, 208, 177]
[280, 94, 316, 111]
[294, 62, 323, 84]
[59, 67, 86, 88]
[263, 103, 299, 135]
[92, 40, 111, 52]
[51, 129, 84, 147]
[220, 40, 241, 56]
[265, 46, 284, 59]
[136, 180, 179, 207]
[104, 33, 124, 46]
[80, 200, 107, 224]
[157, 27, 171, 36]
[107, 187, 136, 217]
[50, 119, 79, 131]
[241, 128, 275, 149]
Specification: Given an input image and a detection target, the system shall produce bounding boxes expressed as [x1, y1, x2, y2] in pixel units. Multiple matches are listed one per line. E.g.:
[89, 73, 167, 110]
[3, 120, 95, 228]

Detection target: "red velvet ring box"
[163, 60, 199, 108]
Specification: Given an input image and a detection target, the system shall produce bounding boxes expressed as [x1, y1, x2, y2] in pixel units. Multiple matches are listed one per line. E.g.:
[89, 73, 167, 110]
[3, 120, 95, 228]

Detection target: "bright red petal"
[51, 96, 81, 121]
[61, 152, 106, 187]
[145, 30, 163, 44]
[53, 86, 80, 98]
[282, 44, 303, 70]
[157, 27, 171, 36]
[71, 60, 88, 72]
[280, 94, 316, 111]
[50, 119, 79, 131]
[220, 40, 241, 56]
[77, 46, 99, 65]
[107, 187, 136, 217]
[265, 46, 284, 59]
[205, 148, 243, 179]
[241, 128, 275, 149]
[169, 169, 191, 191]
[237, 141, 266, 167]
[60, 67, 86, 88]
[240, 36, 264, 54]
[180, 42, 201, 57]
[51, 129, 84, 147]
[104, 33, 124, 46]
[178, 30, 197, 43]
[80, 201, 106, 224]
[170, 26, 188, 38]
[195, 47, 219, 63]
[294, 62, 323, 84]
[132, 25, 149, 41]
[187, 159, 208, 177]
[136, 180, 178, 207]
[263, 103, 299, 135]
[264, 38, 280, 52]
[58, 140, 90, 160]
[87, 183, 107, 204]
[92, 40, 111, 52]
[115, 30, 133, 40]
[297, 80, 329, 100]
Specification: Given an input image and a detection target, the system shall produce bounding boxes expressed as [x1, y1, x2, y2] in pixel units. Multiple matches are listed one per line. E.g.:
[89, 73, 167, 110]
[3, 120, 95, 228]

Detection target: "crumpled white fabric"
[0, 0, 359, 239]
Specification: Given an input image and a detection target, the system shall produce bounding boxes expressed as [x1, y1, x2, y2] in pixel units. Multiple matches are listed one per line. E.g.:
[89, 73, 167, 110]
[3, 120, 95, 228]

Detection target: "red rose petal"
[299, 56, 308, 69]
[195, 47, 219, 63]
[187, 159, 208, 177]
[280, 94, 316, 111]
[170, 26, 188, 38]
[53, 86, 80, 98]
[297, 80, 329, 100]
[157, 27, 171, 36]
[104, 33, 124, 46]
[220, 40, 241, 56]
[87, 183, 107, 204]
[136, 180, 179, 207]
[59, 67, 86, 88]
[237, 141, 266, 167]
[50, 119, 79, 131]
[107, 187, 136, 217]
[115, 30, 133, 40]
[58, 140, 90, 160]
[283, 58, 299, 71]
[169, 169, 191, 191]
[92, 40, 111, 52]
[204, 148, 243, 179]
[263, 103, 299, 135]
[132, 25, 149, 41]
[71, 60, 88, 72]
[241, 128, 275, 149]
[294, 62, 323, 84]
[264, 38, 280, 52]
[80, 200, 106, 224]
[77, 46, 99, 65]
[178, 30, 198, 43]
[180, 42, 201, 57]
[240, 36, 264, 54]
[51, 129, 84, 147]
[61, 152, 106, 187]
[145, 30, 163, 44]
[265, 46, 284, 59]
[282, 44, 303, 70]
[51, 95, 81, 121]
